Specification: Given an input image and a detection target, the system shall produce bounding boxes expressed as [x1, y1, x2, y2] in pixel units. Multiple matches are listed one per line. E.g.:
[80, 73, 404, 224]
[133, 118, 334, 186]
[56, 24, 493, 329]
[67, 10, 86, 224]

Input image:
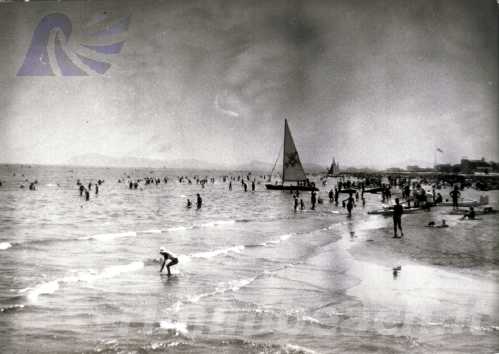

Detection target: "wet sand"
[337, 192, 499, 352]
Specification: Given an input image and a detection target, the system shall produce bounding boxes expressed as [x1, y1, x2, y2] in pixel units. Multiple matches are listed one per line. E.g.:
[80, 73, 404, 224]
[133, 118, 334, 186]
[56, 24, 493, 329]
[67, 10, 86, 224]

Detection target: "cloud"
[214, 92, 240, 117]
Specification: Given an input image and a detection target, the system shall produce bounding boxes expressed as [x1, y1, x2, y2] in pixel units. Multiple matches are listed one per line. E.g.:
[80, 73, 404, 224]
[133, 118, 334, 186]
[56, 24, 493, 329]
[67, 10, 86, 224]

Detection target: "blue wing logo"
[17, 12, 130, 76]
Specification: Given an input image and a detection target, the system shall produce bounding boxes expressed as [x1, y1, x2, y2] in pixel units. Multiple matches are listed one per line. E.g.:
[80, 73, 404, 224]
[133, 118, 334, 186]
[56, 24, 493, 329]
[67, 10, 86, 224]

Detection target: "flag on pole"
[436, 148, 443, 153]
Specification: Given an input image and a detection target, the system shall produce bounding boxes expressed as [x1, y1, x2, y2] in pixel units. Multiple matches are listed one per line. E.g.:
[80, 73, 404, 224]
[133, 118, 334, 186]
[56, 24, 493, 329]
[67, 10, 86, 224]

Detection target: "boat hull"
[338, 188, 358, 194]
[438, 200, 483, 207]
[265, 184, 318, 192]
[368, 207, 424, 216]
[363, 187, 385, 194]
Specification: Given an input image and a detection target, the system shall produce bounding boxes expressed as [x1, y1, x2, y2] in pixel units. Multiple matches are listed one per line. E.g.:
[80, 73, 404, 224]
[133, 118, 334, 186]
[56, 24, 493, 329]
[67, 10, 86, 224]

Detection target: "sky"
[0, 0, 497, 168]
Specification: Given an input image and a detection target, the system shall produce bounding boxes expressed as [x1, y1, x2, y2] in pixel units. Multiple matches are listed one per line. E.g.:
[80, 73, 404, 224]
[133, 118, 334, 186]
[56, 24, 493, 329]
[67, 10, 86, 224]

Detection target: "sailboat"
[326, 157, 339, 177]
[265, 119, 318, 191]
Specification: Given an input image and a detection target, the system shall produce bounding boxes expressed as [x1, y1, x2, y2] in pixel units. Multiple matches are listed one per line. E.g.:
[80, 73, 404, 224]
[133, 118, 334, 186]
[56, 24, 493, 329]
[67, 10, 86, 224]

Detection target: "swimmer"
[343, 193, 356, 217]
[159, 247, 178, 276]
[196, 193, 202, 209]
[462, 206, 475, 220]
[449, 185, 461, 210]
[426, 219, 448, 228]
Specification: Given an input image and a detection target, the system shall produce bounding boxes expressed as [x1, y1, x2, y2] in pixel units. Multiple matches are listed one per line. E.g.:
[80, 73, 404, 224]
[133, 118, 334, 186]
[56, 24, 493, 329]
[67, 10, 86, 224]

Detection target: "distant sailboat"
[266, 119, 318, 191]
[326, 157, 339, 177]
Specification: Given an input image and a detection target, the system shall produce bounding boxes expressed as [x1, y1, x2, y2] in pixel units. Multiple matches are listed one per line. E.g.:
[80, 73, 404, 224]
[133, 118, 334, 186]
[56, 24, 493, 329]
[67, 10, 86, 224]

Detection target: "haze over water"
[0, 164, 498, 353]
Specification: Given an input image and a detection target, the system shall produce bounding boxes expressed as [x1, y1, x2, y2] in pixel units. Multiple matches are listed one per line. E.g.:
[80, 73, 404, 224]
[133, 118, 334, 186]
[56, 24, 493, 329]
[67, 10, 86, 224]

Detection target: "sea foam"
[79, 231, 137, 241]
[187, 245, 245, 259]
[159, 320, 189, 336]
[21, 261, 144, 302]
[0, 242, 12, 250]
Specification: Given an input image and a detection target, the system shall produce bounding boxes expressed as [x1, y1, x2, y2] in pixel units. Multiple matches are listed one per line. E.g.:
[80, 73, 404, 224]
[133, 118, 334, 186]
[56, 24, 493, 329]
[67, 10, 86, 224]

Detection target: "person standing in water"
[196, 193, 202, 209]
[343, 193, 355, 217]
[392, 198, 404, 238]
[159, 247, 178, 276]
[310, 191, 317, 210]
[186, 199, 192, 208]
[449, 185, 461, 210]
[293, 195, 298, 212]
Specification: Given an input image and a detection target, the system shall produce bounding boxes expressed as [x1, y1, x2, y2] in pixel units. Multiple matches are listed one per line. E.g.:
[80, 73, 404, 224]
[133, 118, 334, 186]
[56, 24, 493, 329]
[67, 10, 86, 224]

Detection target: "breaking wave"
[19, 261, 144, 302]
[0, 242, 12, 250]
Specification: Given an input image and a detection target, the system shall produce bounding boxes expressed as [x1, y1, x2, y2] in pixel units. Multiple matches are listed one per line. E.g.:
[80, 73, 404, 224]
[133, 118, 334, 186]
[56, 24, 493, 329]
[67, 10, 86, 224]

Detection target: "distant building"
[460, 158, 492, 174]
[435, 163, 457, 173]
[406, 165, 435, 172]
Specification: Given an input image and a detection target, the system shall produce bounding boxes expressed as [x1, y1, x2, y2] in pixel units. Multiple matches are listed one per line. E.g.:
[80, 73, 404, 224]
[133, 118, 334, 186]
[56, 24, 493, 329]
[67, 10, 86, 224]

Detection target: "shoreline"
[335, 212, 499, 337]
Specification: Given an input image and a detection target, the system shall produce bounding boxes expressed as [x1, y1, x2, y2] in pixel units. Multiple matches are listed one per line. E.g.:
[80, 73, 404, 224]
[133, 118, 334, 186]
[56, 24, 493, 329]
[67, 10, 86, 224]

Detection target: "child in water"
[159, 247, 178, 276]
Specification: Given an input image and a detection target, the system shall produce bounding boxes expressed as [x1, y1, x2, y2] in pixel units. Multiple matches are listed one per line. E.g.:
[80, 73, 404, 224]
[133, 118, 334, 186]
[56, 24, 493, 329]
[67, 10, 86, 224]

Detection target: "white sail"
[282, 119, 307, 182]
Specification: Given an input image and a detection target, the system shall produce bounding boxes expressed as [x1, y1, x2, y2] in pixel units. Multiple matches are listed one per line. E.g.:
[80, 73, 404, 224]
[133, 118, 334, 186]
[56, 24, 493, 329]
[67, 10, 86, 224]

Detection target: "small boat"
[368, 207, 424, 216]
[266, 119, 318, 191]
[436, 200, 488, 207]
[325, 157, 340, 177]
[363, 187, 385, 194]
[338, 188, 358, 194]
[447, 207, 498, 216]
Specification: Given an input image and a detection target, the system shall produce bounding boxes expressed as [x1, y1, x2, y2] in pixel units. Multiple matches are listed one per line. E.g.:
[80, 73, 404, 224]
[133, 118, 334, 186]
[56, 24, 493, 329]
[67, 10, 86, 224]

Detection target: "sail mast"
[282, 119, 287, 183]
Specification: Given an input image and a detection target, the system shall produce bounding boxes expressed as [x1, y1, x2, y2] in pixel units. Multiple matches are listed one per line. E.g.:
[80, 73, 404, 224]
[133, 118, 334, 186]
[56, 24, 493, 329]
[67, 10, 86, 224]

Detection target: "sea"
[0, 164, 498, 353]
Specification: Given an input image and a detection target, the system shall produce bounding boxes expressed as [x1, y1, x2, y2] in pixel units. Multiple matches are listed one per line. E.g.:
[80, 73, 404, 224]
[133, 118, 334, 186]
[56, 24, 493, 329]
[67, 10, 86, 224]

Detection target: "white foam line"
[141, 229, 162, 234]
[166, 226, 193, 232]
[77, 221, 239, 241]
[0, 304, 25, 312]
[285, 344, 320, 354]
[302, 315, 321, 324]
[0, 242, 12, 250]
[79, 231, 137, 241]
[260, 233, 294, 246]
[159, 320, 189, 336]
[199, 220, 237, 228]
[166, 220, 236, 233]
[21, 261, 144, 302]
[171, 276, 258, 312]
[187, 245, 245, 259]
